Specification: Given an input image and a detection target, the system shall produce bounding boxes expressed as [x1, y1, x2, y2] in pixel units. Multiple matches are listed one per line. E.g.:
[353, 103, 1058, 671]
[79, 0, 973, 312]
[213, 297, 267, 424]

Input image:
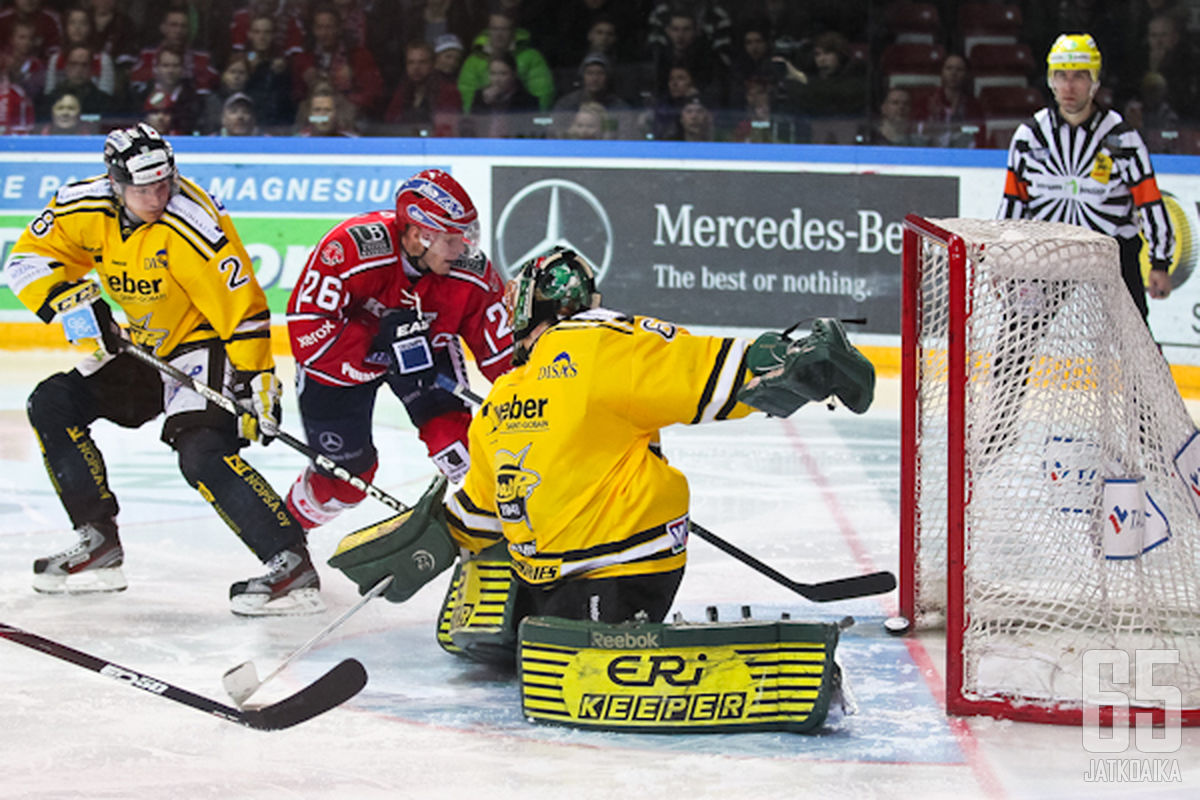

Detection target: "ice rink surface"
[1, 350, 1198, 800]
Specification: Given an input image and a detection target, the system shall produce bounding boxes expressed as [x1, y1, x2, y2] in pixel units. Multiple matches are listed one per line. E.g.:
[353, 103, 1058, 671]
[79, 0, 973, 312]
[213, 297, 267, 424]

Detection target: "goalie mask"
[104, 122, 178, 189]
[507, 247, 601, 364]
[394, 169, 482, 262]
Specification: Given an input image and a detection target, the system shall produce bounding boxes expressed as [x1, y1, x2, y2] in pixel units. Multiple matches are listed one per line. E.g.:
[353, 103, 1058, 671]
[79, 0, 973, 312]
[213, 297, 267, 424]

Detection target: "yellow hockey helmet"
[1046, 33, 1101, 84]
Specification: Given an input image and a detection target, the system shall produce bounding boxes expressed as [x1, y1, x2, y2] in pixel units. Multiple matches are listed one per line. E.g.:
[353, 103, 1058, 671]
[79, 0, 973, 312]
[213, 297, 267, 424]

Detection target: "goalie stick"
[121, 343, 411, 515]
[688, 522, 896, 602]
[433, 376, 897, 603]
[0, 622, 367, 731]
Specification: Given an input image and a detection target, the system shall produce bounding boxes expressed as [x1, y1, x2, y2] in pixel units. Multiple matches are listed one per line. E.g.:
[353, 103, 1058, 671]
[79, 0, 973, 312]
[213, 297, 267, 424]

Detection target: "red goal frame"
[899, 213, 1200, 727]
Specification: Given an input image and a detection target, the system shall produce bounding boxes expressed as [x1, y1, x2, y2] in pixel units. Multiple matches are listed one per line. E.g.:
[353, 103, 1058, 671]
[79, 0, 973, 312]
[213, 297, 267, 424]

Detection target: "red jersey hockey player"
[285, 169, 512, 530]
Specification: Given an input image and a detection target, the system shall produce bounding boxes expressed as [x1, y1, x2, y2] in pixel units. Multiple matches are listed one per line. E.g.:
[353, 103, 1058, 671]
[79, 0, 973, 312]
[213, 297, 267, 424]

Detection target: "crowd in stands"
[1, 0, 1199, 152]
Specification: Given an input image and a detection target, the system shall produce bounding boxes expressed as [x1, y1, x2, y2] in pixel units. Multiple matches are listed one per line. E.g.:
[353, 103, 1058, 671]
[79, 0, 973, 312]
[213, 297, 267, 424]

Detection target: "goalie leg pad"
[434, 541, 519, 665]
[327, 476, 457, 602]
[739, 318, 876, 417]
[518, 616, 841, 733]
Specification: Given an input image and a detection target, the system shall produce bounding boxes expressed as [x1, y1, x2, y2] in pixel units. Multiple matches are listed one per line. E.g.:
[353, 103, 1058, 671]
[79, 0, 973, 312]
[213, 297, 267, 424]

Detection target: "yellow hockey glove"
[233, 369, 282, 445]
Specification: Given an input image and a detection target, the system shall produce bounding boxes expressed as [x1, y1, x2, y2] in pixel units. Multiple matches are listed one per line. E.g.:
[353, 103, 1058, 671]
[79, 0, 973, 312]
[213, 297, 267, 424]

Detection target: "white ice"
[1, 350, 1197, 800]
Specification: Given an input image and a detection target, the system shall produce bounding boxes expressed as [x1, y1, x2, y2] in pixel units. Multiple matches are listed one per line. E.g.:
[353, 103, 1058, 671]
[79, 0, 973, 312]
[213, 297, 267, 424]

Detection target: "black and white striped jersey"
[998, 105, 1174, 265]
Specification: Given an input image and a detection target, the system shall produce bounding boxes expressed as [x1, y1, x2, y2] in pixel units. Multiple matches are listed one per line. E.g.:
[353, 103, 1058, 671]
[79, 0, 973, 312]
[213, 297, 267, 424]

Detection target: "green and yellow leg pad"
[434, 542, 518, 665]
[519, 617, 841, 733]
[435, 564, 466, 656]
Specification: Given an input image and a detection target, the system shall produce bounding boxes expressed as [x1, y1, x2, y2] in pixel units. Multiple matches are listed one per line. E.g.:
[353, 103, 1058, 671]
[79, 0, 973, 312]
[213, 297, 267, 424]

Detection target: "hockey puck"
[884, 616, 912, 636]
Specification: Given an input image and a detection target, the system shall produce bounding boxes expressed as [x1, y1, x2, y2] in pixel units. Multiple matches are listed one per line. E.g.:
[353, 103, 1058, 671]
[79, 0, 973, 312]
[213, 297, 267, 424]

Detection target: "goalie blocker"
[519, 616, 842, 733]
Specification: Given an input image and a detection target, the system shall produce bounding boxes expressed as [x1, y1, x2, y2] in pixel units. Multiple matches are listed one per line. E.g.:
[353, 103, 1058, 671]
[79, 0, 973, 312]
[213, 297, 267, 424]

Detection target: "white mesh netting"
[910, 218, 1200, 711]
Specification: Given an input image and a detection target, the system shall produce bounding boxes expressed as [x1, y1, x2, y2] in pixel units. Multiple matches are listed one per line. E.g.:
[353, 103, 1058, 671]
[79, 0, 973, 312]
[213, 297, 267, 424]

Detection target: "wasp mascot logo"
[496, 444, 541, 528]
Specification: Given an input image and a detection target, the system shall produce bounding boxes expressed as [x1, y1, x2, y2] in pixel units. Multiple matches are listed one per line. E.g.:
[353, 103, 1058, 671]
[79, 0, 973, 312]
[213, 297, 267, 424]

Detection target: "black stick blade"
[797, 571, 897, 602]
[241, 658, 368, 731]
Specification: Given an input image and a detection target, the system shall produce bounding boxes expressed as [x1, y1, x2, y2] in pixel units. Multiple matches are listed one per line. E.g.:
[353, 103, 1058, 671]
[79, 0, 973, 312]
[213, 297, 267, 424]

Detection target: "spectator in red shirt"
[291, 3, 383, 121]
[44, 6, 115, 98]
[133, 47, 202, 136]
[87, 0, 139, 73]
[382, 39, 462, 136]
[0, 0, 60, 60]
[128, 8, 219, 96]
[230, 0, 306, 60]
[37, 43, 114, 123]
[0, 55, 34, 133]
[913, 52, 985, 148]
[2, 18, 45, 103]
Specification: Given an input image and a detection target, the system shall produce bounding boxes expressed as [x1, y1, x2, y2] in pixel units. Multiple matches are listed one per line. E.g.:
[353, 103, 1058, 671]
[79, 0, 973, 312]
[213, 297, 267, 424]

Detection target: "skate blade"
[230, 588, 325, 617]
[32, 567, 128, 594]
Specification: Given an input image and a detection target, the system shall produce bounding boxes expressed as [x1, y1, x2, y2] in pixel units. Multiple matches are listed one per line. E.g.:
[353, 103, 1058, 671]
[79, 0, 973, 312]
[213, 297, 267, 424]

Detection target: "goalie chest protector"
[518, 616, 840, 733]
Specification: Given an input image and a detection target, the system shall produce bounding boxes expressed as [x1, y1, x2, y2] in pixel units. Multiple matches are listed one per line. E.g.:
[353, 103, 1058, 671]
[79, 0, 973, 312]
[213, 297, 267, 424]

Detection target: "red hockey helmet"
[394, 169, 481, 259]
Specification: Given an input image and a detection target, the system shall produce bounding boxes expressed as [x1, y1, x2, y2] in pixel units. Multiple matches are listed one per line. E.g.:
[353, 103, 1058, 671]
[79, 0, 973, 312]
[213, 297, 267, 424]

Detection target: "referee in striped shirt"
[999, 33, 1174, 323]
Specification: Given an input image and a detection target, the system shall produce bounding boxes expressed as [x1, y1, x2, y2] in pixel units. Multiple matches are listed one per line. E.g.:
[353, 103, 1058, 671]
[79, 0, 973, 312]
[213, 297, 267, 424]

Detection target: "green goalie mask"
[507, 246, 602, 364]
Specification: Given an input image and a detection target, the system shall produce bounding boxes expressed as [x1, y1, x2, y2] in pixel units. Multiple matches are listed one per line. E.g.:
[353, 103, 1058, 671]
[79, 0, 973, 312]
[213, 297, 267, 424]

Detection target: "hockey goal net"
[900, 214, 1200, 725]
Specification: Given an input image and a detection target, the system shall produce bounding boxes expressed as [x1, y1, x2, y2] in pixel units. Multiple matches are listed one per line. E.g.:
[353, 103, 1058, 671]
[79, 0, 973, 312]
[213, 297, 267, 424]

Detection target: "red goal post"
[900, 214, 1200, 726]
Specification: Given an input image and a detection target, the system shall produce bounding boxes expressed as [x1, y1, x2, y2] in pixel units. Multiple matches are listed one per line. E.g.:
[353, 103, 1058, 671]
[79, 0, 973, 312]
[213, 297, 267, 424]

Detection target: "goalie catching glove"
[232, 369, 283, 445]
[738, 317, 875, 417]
[327, 475, 457, 603]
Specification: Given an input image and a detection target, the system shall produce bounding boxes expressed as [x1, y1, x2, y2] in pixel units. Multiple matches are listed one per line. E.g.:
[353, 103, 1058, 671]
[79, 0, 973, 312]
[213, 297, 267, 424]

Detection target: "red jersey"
[229, 8, 306, 57]
[287, 209, 513, 388]
[0, 80, 33, 134]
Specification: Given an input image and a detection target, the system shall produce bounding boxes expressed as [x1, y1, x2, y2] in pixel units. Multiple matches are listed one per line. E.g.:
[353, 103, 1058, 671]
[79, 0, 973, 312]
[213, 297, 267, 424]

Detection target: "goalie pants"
[25, 347, 303, 561]
[513, 567, 684, 625]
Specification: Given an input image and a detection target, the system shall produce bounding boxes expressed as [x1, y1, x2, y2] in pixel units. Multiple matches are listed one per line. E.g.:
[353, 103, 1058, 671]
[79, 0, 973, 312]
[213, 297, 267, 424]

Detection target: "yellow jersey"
[447, 309, 756, 584]
[5, 174, 272, 372]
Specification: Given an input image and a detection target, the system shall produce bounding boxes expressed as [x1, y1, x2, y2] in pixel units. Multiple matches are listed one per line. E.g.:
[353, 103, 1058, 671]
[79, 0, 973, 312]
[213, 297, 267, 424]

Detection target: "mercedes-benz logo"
[494, 178, 613, 282]
[318, 431, 344, 452]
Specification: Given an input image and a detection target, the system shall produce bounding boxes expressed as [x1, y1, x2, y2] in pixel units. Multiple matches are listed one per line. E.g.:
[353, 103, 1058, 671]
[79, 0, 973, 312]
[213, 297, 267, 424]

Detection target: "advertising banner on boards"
[490, 167, 959, 335]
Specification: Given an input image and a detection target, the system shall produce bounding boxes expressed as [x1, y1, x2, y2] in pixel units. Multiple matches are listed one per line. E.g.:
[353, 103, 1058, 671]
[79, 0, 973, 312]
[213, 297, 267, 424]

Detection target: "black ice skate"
[229, 547, 324, 616]
[32, 519, 127, 594]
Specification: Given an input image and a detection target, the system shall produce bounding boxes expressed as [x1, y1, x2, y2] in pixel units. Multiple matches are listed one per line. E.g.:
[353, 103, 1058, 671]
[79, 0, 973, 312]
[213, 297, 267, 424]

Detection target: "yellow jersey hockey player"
[3, 122, 320, 616]
[328, 246, 875, 643]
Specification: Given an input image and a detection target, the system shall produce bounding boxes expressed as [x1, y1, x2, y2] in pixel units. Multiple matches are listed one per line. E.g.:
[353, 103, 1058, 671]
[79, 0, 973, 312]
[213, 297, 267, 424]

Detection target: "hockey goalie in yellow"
[328, 246, 876, 631]
[448, 310, 751, 587]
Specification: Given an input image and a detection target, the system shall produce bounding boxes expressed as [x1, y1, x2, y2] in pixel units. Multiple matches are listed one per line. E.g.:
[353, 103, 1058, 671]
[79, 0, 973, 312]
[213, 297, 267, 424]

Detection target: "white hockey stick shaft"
[224, 576, 393, 706]
[122, 343, 411, 514]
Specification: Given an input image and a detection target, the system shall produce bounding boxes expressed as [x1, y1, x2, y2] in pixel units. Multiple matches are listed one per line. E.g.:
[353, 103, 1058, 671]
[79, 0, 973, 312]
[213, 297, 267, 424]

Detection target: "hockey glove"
[42, 280, 125, 355]
[371, 307, 435, 379]
[327, 476, 457, 603]
[738, 318, 875, 417]
[233, 369, 283, 445]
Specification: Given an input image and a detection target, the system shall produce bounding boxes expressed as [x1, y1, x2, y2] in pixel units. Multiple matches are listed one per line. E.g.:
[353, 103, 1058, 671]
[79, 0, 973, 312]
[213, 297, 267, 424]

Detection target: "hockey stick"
[223, 575, 393, 707]
[0, 621, 366, 731]
[121, 343, 411, 515]
[435, 376, 896, 603]
[689, 521, 896, 602]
